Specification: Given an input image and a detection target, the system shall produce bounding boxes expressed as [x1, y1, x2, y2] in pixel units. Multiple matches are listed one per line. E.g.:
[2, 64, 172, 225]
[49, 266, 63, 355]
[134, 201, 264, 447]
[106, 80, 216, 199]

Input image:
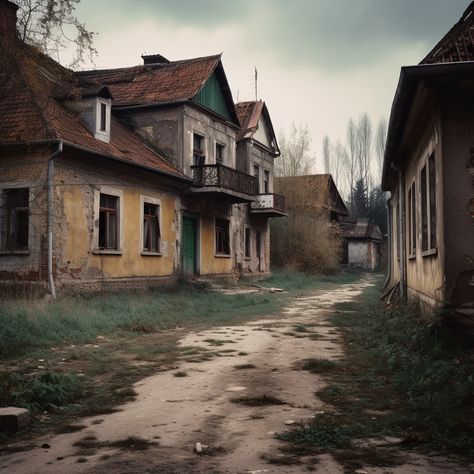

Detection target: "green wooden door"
[182, 217, 196, 275]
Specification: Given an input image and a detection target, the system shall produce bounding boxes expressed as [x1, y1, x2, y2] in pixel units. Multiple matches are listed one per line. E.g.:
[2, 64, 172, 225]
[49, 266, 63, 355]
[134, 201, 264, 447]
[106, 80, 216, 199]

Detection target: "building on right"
[382, 1, 474, 315]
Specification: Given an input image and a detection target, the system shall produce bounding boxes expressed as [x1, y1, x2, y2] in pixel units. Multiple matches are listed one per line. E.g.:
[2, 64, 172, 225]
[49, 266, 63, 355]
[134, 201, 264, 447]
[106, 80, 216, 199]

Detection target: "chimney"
[142, 54, 170, 65]
[0, 0, 18, 39]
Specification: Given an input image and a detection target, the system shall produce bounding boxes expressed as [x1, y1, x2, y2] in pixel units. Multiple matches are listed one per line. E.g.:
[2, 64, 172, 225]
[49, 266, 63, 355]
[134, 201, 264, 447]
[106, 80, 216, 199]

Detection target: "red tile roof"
[0, 39, 185, 179]
[235, 100, 264, 139]
[421, 1, 474, 64]
[77, 55, 222, 107]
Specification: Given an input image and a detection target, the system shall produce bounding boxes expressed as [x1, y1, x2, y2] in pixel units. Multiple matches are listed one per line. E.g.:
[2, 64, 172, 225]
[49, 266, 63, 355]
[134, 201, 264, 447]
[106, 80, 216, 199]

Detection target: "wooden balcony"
[250, 193, 287, 217]
[191, 164, 258, 203]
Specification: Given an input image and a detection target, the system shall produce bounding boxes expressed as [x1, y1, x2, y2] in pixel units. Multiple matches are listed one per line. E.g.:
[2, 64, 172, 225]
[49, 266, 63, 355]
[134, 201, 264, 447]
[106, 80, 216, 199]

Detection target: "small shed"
[340, 218, 382, 271]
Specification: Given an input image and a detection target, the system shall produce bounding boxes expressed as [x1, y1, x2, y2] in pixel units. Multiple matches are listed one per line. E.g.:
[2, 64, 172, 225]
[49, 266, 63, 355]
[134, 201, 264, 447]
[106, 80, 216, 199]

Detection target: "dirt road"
[1, 277, 470, 473]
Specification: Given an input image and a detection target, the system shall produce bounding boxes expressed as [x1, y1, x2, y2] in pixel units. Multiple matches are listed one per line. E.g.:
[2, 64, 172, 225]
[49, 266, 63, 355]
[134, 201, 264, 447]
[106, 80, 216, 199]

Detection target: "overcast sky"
[71, 0, 469, 171]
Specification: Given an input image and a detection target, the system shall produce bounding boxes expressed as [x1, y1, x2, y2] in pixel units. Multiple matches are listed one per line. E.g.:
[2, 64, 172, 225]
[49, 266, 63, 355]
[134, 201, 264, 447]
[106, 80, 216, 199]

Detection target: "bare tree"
[275, 123, 315, 177]
[342, 118, 358, 206]
[323, 135, 330, 174]
[16, 0, 96, 67]
[356, 113, 372, 191]
[375, 118, 387, 186]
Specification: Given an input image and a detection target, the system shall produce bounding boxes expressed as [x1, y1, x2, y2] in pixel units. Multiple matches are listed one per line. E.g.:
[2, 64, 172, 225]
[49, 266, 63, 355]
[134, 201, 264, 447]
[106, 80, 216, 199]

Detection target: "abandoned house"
[382, 1, 474, 314]
[339, 218, 382, 271]
[0, 0, 285, 296]
[271, 174, 348, 270]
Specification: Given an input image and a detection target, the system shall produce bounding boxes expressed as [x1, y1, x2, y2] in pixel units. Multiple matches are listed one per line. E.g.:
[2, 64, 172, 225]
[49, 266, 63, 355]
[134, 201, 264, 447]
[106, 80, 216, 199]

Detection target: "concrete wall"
[348, 241, 379, 271]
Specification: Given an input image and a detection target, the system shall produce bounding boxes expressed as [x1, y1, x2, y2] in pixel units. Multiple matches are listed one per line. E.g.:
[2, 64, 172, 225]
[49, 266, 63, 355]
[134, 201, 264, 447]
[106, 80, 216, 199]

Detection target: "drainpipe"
[391, 163, 406, 301]
[47, 141, 63, 301]
[383, 195, 392, 289]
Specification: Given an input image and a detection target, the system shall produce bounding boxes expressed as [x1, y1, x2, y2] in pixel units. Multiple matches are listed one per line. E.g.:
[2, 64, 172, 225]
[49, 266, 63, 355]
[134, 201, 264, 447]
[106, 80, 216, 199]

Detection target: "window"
[407, 181, 416, 258]
[99, 193, 118, 250]
[215, 143, 225, 165]
[253, 164, 260, 192]
[263, 170, 270, 194]
[193, 133, 205, 167]
[1, 188, 29, 252]
[100, 102, 107, 132]
[420, 153, 437, 254]
[244, 227, 251, 258]
[143, 202, 161, 252]
[215, 218, 230, 255]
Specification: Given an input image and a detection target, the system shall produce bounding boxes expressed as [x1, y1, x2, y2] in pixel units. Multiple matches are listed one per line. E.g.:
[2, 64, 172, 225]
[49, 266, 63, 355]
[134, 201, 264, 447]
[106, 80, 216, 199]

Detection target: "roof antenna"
[254, 66, 258, 101]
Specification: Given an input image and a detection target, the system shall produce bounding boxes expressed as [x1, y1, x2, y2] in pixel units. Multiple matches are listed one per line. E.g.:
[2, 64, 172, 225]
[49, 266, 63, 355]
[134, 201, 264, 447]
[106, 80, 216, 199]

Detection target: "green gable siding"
[193, 73, 232, 121]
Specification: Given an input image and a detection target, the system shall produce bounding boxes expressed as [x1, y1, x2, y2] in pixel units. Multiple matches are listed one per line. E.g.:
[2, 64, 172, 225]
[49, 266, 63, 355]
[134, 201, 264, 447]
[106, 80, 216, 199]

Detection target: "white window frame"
[94, 98, 111, 143]
[140, 195, 162, 256]
[93, 186, 124, 255]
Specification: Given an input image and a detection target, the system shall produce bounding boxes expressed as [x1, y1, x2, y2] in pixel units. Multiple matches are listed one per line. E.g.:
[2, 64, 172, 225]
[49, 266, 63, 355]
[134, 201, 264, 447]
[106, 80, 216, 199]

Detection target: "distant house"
[382, 2, 474, 314]
[0, 0, 285, 296]
[274, 174, 348, 223]
[272, 174, 348, 271]
[340, 218, 382, 271]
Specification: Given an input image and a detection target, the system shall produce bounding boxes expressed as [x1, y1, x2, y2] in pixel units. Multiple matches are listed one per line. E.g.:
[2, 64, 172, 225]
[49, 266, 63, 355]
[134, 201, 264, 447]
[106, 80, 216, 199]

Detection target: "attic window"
[100, 103, 107, 131]
[95, 98, 111, 143]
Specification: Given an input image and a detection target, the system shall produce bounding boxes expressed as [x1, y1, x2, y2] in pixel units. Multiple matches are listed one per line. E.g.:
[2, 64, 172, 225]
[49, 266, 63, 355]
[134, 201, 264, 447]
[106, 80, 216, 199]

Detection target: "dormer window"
[95, 98, 111, 143]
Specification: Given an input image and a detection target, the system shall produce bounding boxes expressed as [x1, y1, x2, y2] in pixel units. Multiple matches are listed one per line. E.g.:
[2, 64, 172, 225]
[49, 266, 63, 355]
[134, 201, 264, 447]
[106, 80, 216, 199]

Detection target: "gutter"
[47, 141, 63, 301]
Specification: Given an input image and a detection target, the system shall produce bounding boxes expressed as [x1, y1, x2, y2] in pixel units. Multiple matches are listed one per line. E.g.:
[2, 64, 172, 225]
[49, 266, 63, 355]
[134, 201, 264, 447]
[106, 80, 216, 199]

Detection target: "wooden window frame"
[263, 169, 270, 194]
[142, 202, 161, 254]
[420, 153, 437, 257]
[0, 188, 29, 254]
[215, 218, 230, 256]
[253, 164, 260, 193]
[407, 181, 417, 259]
[193, 133, 205, 167]
[99, 193, 119, 250]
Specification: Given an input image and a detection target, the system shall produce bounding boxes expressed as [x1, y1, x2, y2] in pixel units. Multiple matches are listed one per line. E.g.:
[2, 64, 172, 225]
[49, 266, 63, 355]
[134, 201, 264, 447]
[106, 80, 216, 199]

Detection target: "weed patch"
[233, 364, 256, 370]
[298, 358, 338, 374]
[231, 395, 285, 406]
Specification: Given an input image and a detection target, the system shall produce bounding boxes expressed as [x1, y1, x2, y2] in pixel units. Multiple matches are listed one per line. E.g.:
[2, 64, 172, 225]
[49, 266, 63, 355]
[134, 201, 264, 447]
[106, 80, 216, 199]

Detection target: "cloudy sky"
[71, 0, 469, 171]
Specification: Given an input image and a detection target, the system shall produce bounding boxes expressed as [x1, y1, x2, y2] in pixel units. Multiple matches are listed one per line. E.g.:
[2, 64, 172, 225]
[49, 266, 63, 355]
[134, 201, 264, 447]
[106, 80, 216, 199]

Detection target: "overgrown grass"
[280, 276, 474, 462]
[0, 272, 360, 359]
[0, 371, 86, 413]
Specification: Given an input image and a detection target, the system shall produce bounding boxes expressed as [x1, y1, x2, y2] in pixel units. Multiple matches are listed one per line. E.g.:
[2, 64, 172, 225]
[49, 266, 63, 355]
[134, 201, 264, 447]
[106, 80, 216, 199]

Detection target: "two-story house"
[0, 0, 285, 296]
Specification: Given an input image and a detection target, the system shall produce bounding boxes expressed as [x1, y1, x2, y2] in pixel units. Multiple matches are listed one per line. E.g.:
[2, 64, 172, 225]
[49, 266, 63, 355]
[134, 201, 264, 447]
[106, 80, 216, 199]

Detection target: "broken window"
[244, 227, 251, 258]
[421, 153, 437, 254]
[143, 202, 161, 252]
[215, 218, 230, 255]
[1, 188, 29, 252]
[99, 193, 118, 250]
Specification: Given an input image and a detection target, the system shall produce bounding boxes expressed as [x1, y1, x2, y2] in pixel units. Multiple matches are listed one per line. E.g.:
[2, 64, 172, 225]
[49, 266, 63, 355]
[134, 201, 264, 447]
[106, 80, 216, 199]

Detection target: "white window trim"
[94, 98, 111, 143]
[140, 195, 162, 256]
[92, 186, 124, 255]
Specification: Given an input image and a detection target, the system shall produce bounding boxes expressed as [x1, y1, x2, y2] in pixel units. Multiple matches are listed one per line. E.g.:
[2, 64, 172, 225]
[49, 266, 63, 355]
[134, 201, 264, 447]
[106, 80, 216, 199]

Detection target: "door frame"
[181, 212, 201, 276]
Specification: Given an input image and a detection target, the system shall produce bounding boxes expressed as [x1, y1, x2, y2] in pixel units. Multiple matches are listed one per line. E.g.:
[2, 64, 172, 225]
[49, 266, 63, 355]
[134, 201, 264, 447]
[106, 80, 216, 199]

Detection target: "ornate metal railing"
[250, 193, 286, 213]
[191, 164, 258, 196]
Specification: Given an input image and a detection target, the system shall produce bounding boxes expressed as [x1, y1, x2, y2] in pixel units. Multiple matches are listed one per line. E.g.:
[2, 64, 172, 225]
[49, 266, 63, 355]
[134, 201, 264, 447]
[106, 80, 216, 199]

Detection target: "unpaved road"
[1, 277, 471, 473]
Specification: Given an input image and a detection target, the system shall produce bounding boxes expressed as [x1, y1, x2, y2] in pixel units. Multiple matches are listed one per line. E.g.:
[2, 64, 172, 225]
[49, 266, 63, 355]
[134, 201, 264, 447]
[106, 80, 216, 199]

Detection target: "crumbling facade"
[0, 0, 285, 296]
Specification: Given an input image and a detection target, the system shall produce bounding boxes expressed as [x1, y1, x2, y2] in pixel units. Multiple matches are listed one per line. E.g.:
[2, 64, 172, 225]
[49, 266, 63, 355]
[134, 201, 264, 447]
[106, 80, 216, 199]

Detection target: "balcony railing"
[191, 164, 258, 197]
[250, 193, 286, 216]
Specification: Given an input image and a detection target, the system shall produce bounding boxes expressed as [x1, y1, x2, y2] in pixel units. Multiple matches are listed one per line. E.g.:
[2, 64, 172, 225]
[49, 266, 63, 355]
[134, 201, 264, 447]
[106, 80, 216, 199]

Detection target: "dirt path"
[0, 277, 470, 473]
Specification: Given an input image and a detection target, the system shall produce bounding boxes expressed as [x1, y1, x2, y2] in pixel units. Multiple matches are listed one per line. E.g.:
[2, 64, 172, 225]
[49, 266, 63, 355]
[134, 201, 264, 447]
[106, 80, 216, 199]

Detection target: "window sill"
[422, 248, 438, 258]
[93, 249, 122, 256]
[215, 253, 231, 258]
[244, 257, 252, 261]
[0, 250, 30, 256]
[141, 251, 162, 257]
[408, 254, 416, 260]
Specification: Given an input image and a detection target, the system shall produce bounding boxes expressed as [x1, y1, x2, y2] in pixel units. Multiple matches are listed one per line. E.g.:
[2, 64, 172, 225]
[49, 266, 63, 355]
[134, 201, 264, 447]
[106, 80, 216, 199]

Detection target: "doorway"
[182, 216, 197, 275]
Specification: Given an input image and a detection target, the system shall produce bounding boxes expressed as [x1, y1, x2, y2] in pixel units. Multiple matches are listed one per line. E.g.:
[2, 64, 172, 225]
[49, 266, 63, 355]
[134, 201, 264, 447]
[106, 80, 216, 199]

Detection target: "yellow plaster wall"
[61, 183, 179, 279]
[200, 216, 233, 275]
